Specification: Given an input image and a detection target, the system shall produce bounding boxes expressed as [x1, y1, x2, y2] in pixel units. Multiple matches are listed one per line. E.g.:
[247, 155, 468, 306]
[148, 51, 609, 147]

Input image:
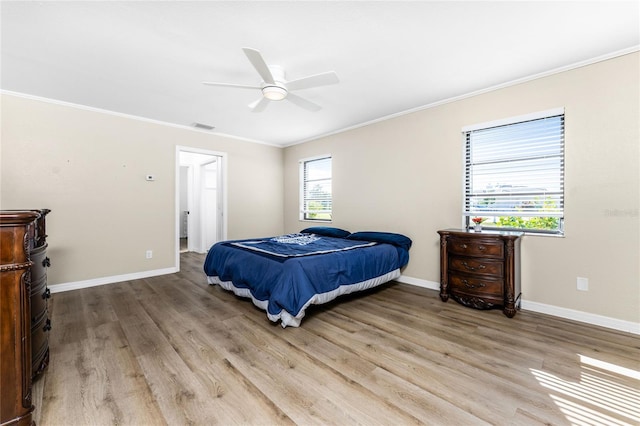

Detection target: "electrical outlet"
[577, 277, 589, 291]
[146, 250, 153, 259]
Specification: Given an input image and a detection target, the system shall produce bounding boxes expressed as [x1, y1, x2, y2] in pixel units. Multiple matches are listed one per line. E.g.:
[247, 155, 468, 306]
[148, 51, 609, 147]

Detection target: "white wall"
[1, 93, 284, 288]
[283, 52, 639, 326]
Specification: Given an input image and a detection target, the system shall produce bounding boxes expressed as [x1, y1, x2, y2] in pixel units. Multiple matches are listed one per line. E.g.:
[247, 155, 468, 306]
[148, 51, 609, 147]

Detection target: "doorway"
[176, 146, 227, 267]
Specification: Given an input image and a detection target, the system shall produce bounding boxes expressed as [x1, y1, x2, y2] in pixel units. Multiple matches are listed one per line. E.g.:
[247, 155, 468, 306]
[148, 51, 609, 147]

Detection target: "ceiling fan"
[202, 48, 339, 112]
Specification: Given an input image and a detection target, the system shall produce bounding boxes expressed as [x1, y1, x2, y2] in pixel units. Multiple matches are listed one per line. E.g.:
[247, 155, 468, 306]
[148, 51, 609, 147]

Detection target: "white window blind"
[300, 156, 332, 221]
[464, 112, 564, 233]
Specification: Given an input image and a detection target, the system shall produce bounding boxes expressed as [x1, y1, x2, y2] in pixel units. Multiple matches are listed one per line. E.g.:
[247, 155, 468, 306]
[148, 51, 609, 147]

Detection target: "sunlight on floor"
[531, 355, 640, 426]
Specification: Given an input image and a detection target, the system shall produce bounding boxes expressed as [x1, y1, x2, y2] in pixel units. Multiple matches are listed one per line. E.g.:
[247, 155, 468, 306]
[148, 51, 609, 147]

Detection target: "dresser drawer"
[449, 273, 504, 298]
[30, 243, 48, 283]
[448, 237, 504, 259]
[30, 276, 49, 323]
[31, 315, 50, 366]
[449, 256, 504, 277]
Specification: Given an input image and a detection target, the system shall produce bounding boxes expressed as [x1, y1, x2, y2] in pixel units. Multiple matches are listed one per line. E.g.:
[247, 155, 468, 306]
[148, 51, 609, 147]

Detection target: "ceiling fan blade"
[202, 81, 261, 89]
[242, 47, 275, 85]
[249, 97, 270, 113]
[285, 71, 339, 91]
[286, 93, 322, 112]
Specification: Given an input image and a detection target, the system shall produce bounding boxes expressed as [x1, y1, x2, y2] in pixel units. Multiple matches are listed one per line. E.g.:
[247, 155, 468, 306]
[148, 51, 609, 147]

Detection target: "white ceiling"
[2, 1, 638, 147]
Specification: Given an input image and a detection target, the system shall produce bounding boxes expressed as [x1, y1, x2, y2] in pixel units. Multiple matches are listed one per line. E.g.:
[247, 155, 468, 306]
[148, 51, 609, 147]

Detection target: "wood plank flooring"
[33, 252, 640, 425]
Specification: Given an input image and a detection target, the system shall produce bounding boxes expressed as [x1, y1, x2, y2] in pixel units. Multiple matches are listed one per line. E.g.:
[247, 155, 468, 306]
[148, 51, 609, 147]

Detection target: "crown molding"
[0, 90, 280, 148]
[285, 45, 640, 147]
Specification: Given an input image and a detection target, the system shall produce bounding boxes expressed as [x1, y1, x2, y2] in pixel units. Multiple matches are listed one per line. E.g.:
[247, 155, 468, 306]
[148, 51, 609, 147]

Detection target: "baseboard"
[396, 275, 440, 291]
[521, 300, 640, 335]
[49, 267, 179, 294]
[399, 274, 640, 335]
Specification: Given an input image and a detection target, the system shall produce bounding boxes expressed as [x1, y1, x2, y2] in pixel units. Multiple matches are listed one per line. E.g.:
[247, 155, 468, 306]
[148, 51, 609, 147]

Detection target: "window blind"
[301, 156, 332, 220]
[464, 114, 564, 218]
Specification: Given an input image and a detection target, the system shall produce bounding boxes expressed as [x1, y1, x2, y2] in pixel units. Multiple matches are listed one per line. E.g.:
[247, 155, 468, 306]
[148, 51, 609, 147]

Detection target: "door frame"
[175, 145, 228, 270]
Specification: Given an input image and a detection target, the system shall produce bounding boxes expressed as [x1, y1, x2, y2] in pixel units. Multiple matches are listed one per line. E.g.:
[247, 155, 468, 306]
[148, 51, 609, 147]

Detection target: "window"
[463, 109, 565, 234]
[300, 155, 332, 221]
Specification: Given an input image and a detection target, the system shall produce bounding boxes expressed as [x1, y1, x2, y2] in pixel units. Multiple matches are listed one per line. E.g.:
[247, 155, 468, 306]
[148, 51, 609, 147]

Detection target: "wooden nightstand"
[437, 229, 523, 317]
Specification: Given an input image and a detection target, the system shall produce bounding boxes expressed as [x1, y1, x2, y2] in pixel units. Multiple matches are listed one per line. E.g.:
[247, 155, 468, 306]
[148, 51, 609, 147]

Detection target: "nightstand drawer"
[449, 256, 503, 276]
[448, 238, 504, 258]
[449, 273, 504, 298]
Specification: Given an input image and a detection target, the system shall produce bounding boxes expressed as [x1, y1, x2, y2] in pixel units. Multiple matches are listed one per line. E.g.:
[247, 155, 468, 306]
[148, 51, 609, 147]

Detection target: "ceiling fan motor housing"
[262, 85, 287, 100]
[262, 65, 287, 100]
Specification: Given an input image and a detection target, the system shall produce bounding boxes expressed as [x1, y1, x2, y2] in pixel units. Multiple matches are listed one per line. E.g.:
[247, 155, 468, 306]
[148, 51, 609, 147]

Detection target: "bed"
[203, 227, 412, 327]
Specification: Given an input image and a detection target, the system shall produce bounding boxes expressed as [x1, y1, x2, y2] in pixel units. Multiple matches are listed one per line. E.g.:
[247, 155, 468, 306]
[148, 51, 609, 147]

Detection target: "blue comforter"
[204, 233, 410, 327]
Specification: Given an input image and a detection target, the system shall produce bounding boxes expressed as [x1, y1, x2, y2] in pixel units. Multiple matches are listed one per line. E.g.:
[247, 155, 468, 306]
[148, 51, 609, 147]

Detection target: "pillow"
[300, 226, 351, 239]
[346, 231, 412, 251]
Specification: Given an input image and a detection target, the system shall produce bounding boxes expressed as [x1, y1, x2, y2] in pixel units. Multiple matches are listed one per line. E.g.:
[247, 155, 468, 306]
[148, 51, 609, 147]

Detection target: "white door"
[201, 160, 219, 251]
[176, 147, 227, 263]
[179, 166, 189, 239]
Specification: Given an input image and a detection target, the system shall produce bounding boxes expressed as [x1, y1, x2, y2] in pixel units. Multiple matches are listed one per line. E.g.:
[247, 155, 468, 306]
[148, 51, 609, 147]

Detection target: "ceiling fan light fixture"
[262, 85, 287, 101]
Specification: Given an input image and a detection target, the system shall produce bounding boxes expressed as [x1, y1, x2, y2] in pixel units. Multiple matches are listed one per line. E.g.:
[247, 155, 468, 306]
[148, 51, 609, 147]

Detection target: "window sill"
[522, 231, 565, 238]
[475, 228, 564, 238]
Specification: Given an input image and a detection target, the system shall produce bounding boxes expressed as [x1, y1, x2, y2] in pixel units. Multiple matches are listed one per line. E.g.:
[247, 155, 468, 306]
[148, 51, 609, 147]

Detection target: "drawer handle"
[43, 257, 51, 267]
[461, 261, 486, 271]
[43, 318, 52, 332]
[42, 288, 51, 299]
[459, 244, 468, 249]
[477, 245, 486, 251]
[461, 279, 486, 289]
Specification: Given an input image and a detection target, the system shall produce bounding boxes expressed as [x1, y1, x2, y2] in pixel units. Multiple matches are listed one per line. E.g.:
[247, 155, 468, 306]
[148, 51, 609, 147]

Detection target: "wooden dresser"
[1, 211, 39, 426]
[29, 209, 52, 379]
[437, 228, 523, 317]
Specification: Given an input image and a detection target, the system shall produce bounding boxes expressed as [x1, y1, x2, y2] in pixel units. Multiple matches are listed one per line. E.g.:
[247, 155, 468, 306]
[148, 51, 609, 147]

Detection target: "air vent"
[192, 122, 215, 131]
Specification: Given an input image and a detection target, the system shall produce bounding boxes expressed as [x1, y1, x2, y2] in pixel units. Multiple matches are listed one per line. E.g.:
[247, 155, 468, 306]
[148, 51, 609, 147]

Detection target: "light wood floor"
[33, 252, 639, 425]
